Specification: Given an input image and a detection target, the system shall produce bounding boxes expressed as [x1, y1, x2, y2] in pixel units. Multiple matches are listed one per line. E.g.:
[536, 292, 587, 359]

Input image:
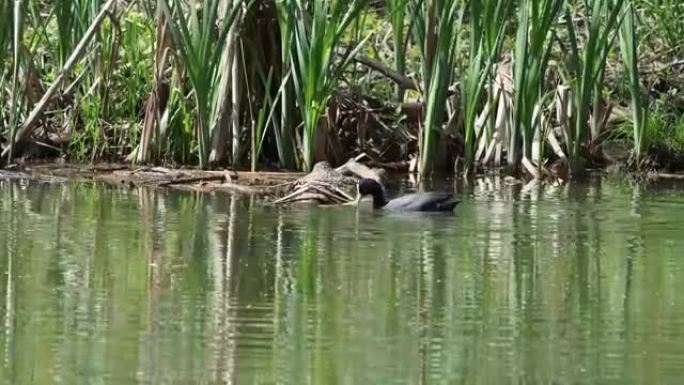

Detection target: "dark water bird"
[354, 178, 459, 212]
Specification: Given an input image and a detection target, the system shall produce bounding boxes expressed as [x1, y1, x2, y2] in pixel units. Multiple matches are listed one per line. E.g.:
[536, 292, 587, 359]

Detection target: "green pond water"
[1, 177, 684, 385]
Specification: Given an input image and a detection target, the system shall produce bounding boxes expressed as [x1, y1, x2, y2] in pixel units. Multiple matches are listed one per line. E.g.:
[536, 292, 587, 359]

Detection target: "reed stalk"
[250, 68, 276, 172]
[418, 0, 464, 176]
[562, 0, 624, 172]
[7, 0, 24, 161]
[160, 0, 246, 169]
[510, 0, 564, 171]
[54, 1, 88, 67]
[0, 1, 11, 99]
[386, 0, 408, 102]
[279, 0, 368, 171]
[274, 1, 298, 170]
[461, 0, 511, 173]
[619, 0, 648, 167]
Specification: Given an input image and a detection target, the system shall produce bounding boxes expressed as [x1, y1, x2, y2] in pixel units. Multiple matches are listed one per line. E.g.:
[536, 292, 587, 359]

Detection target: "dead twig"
[353, 56, 419, 92]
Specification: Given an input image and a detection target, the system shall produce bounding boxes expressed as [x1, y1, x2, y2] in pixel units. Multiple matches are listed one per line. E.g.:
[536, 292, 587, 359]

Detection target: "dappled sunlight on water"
[1, 177, 684, 384]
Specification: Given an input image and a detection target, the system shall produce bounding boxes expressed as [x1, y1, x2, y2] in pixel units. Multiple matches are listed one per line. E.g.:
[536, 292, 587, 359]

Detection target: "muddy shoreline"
[3, 161, 684, 197]
[0, 162, 306, 195]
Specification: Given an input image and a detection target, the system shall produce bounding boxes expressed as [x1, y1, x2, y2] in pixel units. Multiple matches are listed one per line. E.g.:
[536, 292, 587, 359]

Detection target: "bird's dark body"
[383, 192, 459, 212]
[357, 178, 459, 212]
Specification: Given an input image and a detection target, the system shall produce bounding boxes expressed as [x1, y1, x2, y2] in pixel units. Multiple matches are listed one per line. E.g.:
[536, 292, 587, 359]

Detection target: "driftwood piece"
[653, 172, 684, 180]
[157, 175, 225, 187]
[366, 160, 410, 172]
[336, 158, 385, 182]
[90, 165, 130, 172]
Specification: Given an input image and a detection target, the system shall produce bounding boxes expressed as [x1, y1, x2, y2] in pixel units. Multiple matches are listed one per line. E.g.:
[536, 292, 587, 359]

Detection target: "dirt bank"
[0, 162, 305, 195]
[3, 160, 684, 197]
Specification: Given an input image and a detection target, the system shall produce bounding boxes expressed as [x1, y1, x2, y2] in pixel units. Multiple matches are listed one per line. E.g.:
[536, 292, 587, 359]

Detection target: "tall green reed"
[0, 1, 11, 98]
[386, 0, 408, 102]
[160, 0, 245, 169]
[62, 0, 127, 161]
[619, 0, 648, 167]
[242, 3, 297, 170]
[9, 0, 118, 161]
[417, 0, 464, 176]
[510, 0, 564, 172]
[54, 0, 91, 67]
[562, 0, 624, 171]
[85, 18, 122, 160]
[279, 0, 368, 171]
[249, 68, 275, 172]
[8, 0, 24, 160]
[0, 0, 668, 174]
[119, 13, 155, 125]
[274, 1, 298, 170]
[461, 0, 512, 173]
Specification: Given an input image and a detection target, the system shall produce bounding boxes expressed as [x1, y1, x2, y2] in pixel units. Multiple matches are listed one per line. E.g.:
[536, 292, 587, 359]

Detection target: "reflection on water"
[1, 177, 684, 384]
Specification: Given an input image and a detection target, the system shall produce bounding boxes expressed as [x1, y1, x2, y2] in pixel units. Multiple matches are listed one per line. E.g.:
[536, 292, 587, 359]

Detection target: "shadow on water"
[1, 177, 684, 384]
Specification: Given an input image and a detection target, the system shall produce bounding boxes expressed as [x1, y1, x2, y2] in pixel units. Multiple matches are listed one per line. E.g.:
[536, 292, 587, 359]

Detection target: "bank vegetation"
[1, 0, 683, 179]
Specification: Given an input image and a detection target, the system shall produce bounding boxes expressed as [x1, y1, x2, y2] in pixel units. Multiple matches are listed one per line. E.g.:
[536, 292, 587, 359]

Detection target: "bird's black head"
[356, 178, 387, 208]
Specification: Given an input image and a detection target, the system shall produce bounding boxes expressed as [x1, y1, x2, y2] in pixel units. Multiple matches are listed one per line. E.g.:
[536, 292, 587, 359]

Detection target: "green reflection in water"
[1, 178, 684, 385]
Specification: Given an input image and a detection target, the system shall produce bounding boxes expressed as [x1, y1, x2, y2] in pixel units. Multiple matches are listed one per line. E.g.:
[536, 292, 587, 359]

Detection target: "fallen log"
[157, 175, 225, 187]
